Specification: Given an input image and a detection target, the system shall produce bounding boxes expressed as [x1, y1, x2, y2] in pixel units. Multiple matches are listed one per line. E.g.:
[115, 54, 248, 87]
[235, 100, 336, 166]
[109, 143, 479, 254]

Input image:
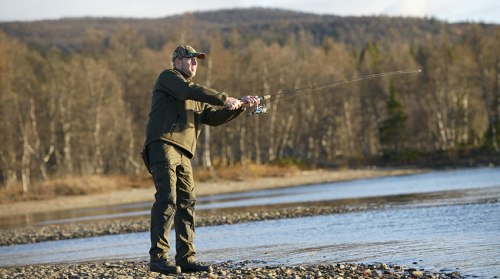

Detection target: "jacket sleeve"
[157, 70, 228, 106]
[201, 104, 245, 126]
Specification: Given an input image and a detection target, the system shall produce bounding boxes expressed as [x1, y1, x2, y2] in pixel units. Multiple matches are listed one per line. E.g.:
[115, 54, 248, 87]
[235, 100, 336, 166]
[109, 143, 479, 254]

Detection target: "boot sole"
[150, 265, 181, 274]
[179, 265, 213, 273]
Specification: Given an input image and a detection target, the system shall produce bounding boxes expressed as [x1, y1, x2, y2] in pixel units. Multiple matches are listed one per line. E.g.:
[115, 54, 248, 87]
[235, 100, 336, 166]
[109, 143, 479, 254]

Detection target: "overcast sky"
[1, 0, 499, 24]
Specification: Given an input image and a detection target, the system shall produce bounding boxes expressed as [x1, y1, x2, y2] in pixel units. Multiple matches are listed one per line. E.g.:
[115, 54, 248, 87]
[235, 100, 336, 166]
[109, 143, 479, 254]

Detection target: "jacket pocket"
[169, 123, 177, 135]
[164, 114, 179, 135]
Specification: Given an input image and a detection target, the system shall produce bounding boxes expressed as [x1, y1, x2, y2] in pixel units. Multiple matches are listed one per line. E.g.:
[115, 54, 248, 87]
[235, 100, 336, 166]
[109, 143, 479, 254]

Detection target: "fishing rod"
[247, 69, 422, 116]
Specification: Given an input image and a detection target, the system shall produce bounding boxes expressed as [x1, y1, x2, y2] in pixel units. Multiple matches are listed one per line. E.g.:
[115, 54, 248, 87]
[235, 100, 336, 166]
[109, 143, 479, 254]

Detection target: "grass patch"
[195, 162, 301, 182]
[0, 174, 151, 203]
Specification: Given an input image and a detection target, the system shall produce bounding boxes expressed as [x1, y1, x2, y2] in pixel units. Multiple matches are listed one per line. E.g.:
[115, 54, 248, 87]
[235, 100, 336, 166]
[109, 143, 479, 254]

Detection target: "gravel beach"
[0, 260, 463, 278]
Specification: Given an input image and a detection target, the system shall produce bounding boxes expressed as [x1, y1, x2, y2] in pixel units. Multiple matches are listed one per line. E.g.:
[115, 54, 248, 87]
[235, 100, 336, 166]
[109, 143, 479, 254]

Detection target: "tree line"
[0, 11, 499, 193]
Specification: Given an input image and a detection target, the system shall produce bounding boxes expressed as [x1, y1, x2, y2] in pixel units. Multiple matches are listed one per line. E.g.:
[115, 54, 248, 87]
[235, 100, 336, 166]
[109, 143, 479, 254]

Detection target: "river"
[0, 167, 499, 278]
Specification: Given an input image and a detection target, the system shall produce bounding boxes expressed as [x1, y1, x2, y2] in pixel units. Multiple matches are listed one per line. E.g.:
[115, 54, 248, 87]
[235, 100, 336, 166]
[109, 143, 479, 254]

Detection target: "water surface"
[2, 167, 498, 227]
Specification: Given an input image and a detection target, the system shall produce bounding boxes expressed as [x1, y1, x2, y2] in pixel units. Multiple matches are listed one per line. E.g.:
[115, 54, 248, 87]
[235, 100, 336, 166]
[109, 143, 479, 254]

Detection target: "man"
[143, 44, 259, 275]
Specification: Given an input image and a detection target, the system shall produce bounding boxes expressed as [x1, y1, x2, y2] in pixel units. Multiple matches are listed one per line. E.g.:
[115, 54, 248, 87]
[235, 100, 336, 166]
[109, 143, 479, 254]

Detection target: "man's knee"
[153, 198, 176, 217]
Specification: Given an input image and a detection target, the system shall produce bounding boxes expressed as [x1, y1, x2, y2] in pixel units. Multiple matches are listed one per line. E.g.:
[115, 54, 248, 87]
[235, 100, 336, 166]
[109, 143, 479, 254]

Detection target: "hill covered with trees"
[1, 8, 494, 51]
[0, 8, 499, 194]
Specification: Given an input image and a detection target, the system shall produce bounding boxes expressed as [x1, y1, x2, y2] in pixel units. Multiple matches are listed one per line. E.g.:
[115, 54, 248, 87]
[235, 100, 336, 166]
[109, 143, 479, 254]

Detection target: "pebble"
[412, 270, 424, 277]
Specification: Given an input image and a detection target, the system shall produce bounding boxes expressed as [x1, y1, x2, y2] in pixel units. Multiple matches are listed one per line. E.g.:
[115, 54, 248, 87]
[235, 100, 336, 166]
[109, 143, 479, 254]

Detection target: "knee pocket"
[164, 202, 177, 216]
[178, 199, 196, 210]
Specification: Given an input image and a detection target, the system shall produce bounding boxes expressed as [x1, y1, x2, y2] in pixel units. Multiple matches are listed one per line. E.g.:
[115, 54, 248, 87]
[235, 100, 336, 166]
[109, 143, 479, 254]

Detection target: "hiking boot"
[177, 261, 213, 273]
[150, 259, 181, 275]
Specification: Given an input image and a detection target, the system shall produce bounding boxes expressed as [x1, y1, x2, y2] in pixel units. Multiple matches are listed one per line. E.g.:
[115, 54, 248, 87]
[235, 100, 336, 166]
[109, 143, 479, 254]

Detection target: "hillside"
[0, 7, 499, 195]
[0, 8, 496, 52]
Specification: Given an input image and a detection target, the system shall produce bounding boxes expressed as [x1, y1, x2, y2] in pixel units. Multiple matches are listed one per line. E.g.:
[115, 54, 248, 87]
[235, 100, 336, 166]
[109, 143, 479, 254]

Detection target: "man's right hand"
[224, 97, 243, 110]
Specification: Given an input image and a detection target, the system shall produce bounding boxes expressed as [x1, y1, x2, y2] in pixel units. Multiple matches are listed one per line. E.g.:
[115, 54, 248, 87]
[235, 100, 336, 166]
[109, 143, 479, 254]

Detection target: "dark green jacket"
[144, 68, 244, 158]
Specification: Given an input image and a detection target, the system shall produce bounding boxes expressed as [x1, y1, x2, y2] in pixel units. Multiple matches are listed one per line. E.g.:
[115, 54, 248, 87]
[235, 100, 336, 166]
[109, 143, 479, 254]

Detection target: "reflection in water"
[0, 202, 498, 278]
[197, 167, 500, 209]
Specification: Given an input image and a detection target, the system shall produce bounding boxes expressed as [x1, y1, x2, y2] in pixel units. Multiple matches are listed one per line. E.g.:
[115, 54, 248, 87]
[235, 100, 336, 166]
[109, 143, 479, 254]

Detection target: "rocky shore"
[0, 260, 463, 278]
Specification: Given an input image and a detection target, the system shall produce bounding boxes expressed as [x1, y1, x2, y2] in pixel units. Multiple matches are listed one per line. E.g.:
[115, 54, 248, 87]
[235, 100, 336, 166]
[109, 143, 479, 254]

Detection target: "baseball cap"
[172, 45, 206, 61]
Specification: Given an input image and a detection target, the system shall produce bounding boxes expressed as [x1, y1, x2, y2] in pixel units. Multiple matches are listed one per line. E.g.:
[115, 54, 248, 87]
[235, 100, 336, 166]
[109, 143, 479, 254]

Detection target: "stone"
[411, 270, 424, 277]
[393, 265, 404, 271]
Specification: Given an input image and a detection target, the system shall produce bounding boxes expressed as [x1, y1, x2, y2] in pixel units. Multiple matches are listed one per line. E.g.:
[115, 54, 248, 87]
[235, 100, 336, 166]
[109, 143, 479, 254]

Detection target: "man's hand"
[240, 95, 260, 108]
[224, 97, 243, 110]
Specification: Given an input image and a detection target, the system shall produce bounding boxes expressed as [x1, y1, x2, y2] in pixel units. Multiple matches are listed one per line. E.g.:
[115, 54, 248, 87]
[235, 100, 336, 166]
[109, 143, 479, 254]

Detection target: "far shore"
[0, 168, 424, 218]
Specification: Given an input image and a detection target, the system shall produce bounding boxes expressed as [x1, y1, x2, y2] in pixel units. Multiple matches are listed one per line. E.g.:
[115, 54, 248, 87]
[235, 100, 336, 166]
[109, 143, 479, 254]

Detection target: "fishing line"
[248, 69, 422, 116]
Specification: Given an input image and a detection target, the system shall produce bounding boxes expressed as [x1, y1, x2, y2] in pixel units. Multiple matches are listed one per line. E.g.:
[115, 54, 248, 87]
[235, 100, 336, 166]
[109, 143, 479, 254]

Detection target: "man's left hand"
[225, 97, 243, 110]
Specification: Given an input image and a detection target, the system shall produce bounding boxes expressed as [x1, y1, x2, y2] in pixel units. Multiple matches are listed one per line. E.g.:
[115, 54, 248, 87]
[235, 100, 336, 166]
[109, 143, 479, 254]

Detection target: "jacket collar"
[173, 67, 191, 81]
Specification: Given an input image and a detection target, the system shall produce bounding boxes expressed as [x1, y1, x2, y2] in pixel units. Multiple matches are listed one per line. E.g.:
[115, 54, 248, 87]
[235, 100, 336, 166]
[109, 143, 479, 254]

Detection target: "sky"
[0, 0, 499, 24]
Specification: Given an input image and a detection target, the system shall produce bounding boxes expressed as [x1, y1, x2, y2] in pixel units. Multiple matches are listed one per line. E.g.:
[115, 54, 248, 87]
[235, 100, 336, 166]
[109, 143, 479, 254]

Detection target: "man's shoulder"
[160, 68, 178, 77]
[159, 68, 188, 81]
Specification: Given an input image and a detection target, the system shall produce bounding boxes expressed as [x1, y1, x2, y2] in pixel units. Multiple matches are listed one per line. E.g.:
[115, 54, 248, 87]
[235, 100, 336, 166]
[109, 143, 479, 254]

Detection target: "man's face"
[175, 57, 198, 78]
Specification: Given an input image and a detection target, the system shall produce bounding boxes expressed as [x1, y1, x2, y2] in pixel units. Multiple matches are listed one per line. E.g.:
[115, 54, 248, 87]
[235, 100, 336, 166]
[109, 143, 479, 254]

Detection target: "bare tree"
[107, 27, 148, 174]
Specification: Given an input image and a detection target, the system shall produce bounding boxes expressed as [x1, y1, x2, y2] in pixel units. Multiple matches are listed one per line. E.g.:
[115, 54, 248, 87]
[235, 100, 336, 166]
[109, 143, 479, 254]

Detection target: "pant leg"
[148, 142, 182, 260]
[174, 147, 197, 264]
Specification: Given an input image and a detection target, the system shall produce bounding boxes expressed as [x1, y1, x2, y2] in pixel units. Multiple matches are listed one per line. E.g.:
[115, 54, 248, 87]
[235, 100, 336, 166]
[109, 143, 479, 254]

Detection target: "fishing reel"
[247, 97, 267, 116]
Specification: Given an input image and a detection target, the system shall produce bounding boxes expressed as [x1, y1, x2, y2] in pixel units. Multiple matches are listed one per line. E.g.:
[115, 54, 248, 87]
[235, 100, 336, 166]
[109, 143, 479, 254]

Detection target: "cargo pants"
[147, 141, 196, 264]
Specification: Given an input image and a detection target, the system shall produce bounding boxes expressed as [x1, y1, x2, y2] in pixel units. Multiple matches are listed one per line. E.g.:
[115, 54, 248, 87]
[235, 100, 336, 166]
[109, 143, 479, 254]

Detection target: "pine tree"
[379, 84, 408, 155]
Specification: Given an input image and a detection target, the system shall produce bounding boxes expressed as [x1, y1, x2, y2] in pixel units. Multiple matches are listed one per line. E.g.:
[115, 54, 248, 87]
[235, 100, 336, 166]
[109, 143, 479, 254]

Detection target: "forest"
[0, 8, 499, 194]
